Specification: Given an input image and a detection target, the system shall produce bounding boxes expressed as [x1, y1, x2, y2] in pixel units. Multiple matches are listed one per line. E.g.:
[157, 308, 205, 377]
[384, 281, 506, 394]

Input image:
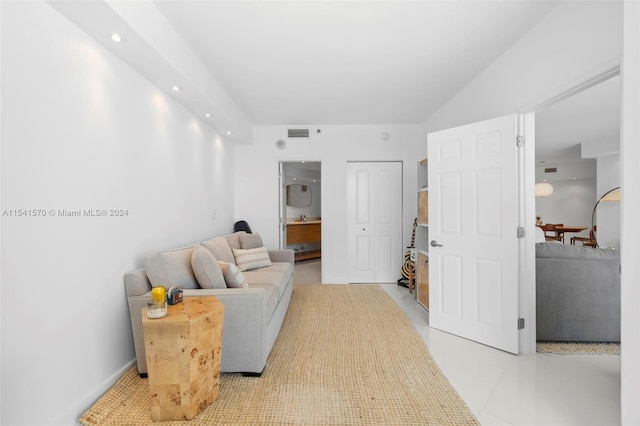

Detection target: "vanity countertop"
[287, 219, 321, 225]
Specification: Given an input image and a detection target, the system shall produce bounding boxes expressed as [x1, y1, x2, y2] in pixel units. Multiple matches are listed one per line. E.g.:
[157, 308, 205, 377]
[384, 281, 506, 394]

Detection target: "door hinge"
[517, 227, 525, 238]
[516, 135, 525, 147]
[518, 318, 525, 330]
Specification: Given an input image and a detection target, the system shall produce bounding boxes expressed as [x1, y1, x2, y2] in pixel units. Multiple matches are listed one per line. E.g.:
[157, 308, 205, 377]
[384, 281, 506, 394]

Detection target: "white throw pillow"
[191, 245, 226, 289]
[218, 261, 249, 288]
[233, 246, 272, 271]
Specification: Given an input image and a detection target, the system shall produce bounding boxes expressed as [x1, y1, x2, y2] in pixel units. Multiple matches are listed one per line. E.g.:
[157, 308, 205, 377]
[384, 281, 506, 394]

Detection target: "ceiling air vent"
[544, 167, 557, 173]
[287, 128, 310, 138]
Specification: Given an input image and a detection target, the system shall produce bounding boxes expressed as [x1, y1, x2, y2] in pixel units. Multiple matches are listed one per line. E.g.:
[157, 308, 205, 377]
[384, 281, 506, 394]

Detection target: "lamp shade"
[600, 188, 621, 202]
[535, 182, 554, 197]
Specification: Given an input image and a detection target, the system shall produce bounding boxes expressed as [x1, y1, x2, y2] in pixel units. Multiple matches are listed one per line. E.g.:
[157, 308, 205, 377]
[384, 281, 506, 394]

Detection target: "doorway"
[279, 161, 322, 265]
[534, 75, 621, 249]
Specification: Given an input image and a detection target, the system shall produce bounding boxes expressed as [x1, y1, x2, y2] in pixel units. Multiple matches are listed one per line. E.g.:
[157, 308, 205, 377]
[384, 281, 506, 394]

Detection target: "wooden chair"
[571, 226, 597, 247]
[540, 223, 564, 242]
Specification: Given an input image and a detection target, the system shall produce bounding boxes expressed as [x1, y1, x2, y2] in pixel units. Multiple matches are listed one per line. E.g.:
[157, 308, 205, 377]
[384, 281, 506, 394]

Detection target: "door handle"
[430, 240, 443, 247]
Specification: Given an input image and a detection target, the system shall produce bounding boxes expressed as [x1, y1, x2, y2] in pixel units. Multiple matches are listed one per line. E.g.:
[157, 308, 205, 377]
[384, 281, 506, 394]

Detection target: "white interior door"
[347, 162, 402, 283]
[428, 114, 521, 354]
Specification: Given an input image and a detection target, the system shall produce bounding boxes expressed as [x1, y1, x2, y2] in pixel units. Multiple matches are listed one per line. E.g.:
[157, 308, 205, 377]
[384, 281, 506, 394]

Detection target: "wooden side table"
[142, 297, 224, 421]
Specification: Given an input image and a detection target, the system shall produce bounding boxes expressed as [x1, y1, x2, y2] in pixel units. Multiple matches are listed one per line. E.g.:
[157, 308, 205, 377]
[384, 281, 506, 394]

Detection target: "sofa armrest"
[268, 249, 294, 265]
[124, 268, 152, 297]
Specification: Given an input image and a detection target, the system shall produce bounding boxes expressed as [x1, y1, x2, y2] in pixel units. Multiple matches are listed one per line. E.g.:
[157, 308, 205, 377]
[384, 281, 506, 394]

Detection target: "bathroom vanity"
[287, 220, 321, 261]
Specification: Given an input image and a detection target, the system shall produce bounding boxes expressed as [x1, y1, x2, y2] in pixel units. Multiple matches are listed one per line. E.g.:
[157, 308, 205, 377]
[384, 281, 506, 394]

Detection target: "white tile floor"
[294, 260, 621, 425]
[380, 283, 621, 426]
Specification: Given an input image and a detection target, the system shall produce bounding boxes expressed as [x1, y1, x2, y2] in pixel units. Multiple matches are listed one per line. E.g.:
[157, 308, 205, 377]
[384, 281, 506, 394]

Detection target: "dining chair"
[571, 226, 597, 247]
[540, 223, 563, 242]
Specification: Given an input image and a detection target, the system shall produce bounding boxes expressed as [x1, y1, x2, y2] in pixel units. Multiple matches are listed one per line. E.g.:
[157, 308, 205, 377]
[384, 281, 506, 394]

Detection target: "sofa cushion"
[535, 242, 620, 260]
[191, 245, 226, 289]
[202, 237, 235, 264]
[144, 247, 199, 290]
[219, 261, 249, 288]
[240, 232, 263, 249]
[233, 247, 272, 271]
[243, 262, 293, 300]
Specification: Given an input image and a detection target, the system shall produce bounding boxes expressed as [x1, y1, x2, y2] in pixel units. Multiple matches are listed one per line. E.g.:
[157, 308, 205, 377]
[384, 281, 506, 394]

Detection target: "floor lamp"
[591, 187, 621, 248]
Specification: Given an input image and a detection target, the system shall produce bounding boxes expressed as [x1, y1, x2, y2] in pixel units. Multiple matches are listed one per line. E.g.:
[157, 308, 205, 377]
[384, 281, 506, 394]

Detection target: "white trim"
[518, 61, 621, 113]
[621, 2, 640, 423]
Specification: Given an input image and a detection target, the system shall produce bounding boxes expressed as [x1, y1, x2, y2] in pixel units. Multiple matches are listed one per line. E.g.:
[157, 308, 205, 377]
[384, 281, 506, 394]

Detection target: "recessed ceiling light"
[171, 85, 182, 92]
[109, 33, 125, 43]
[226, 131, 232, 135]
[204, 113, 212, 118]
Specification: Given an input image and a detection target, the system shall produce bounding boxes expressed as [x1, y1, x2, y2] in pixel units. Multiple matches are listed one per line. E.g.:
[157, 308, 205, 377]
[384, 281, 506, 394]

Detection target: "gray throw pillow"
[240, 232, 263, 249]
[226, 231, 246, 250]
[191, 245, 226, 289]
[202, 237, 235, 264]
[218, 261, 249, 288]
[144, 246, 199, 290]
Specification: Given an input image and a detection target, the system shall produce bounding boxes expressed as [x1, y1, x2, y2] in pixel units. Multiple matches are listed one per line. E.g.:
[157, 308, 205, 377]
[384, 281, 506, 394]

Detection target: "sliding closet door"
[347, 162, 402, 283]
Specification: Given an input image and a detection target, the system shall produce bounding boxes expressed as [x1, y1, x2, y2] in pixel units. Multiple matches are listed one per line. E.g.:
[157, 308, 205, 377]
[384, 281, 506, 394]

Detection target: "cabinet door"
[416, 252, 429, 309]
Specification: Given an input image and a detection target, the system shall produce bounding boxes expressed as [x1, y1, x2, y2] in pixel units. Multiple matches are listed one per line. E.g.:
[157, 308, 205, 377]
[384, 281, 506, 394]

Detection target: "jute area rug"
[81, 285, 478, 425]
[537, 341, 621, 355]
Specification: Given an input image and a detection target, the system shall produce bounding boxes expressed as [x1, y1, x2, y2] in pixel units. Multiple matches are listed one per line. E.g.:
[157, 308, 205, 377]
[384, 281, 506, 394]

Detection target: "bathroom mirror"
[287, 184, 312, 207]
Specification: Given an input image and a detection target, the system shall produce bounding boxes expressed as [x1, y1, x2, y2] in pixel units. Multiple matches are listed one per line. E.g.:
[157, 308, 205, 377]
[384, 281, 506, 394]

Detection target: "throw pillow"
[202, 237, 235, 264]
[218, 261, 249, 288]
[144, 246, 199, 290]
[240, 232, 263, 249]
[225, 231, 246, 250]
[233, 246, 272, 271]
[191, 245, 226, 289]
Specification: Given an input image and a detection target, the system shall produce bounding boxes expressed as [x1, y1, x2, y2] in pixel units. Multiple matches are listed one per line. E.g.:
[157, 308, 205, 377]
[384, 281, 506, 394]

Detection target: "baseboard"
[52, 359, 136, 426]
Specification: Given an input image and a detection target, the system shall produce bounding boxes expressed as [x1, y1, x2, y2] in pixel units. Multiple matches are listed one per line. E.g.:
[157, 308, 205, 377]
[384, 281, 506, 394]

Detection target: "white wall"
[535, 178, 596, 241]
[284, 164, 322, 220]
[235, 125, 425, 283]
[596, 153, 621, 249]
[1, 3, 235, 425]
[535, 161, 596, 241]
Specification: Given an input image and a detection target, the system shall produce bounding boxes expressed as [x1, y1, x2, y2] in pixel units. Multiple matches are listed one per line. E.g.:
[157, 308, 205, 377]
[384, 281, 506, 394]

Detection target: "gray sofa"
[125, 231, 294, 376]
[536, 242, 620, 342]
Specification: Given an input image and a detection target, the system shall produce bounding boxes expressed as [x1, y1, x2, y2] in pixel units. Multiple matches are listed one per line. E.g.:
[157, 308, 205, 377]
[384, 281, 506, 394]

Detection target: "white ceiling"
[153, 1, 558, 125]
[48, 0, 621, 161]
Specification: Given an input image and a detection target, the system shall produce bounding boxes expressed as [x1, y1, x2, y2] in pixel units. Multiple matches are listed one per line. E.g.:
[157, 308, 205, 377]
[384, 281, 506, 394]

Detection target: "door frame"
[518, 63, 621, 354]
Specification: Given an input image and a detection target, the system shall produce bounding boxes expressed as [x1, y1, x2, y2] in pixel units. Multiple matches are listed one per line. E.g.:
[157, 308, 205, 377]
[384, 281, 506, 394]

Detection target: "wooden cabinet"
[287, 222, 321, 244]
[287, 222, 321, 261]
[416, 251, 429, 309]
